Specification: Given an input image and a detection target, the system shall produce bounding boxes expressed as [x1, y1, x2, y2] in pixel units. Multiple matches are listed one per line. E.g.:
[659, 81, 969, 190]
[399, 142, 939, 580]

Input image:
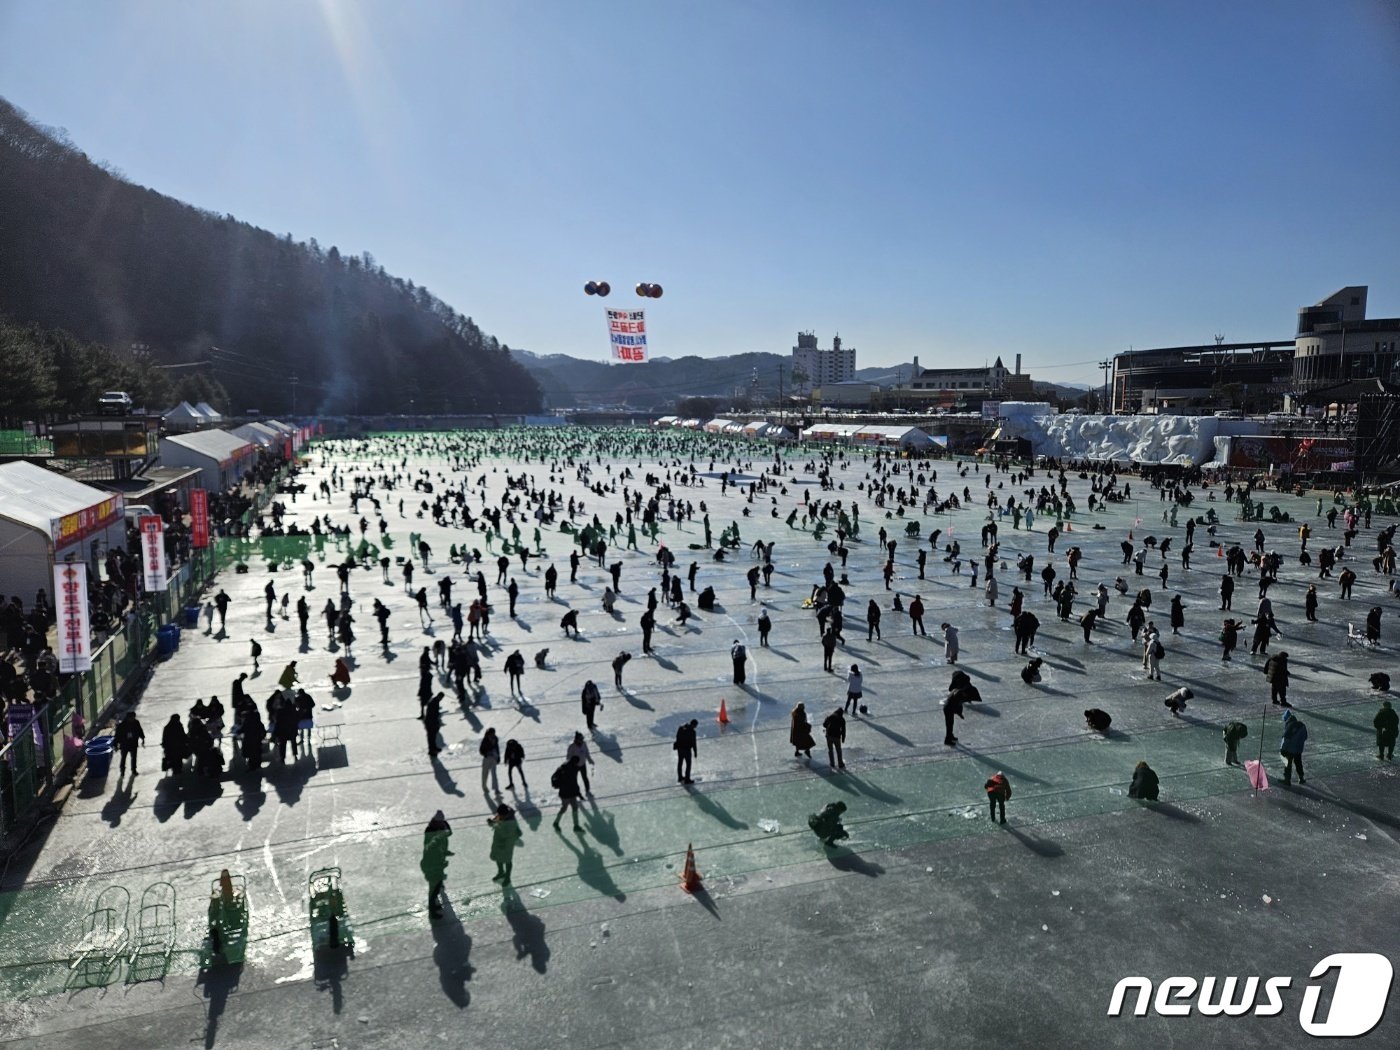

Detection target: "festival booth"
[801, 423, 863, 444]
[231, 422, 283, 449]
[852, 425, 936, 450]
[704, 418, 737, 434]
[159, 430, 258, 491]
[0, 461, 125, 603]
[653, 416, 679, 428]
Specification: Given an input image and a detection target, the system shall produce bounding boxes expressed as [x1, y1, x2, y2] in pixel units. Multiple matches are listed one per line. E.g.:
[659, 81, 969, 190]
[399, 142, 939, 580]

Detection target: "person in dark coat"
[551, 754, 584, 829]
[674, 718, 698, 784]
[114, 711, 145, 776]
[504, 737, 528, 790]
[757, 609, 772, 646]
[823, 708, 847, 770]
[941, 672, 980, 745]
[1223, 720, 1248, 765]
[421, 811, 453, 919]
[1264, 651, 1291, 707]
[611, 651, 631, 690]
[424, 692, 444, 757]
[161, 714, 189, 775]
[1280, 710, 1308, 785]
[504, 650, 525, 696]
[1084, 708, 1112, 734]
[1128, 761, 1159, 801]
[730, 640, 747, 684]
[580, 679, 602, 730]
[790, 703, 816, 759]
[1221, 618, 1243, 662]
[1375, 700, 1398, 761]
[238, 709, 265, 773]
[1366, 606, 1383, 644]
[1169, 595, 1185, 635]
[273, 696, 300, 762]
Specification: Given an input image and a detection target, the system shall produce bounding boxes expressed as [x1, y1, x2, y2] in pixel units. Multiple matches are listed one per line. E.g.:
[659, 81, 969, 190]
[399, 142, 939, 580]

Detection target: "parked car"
[98, 390, 133, 415]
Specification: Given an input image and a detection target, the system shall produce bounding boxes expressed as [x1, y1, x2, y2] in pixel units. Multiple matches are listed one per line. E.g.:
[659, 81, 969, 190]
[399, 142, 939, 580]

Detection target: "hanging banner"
[606, 308, 648, 363]
[190, 489, 210, 549]
[139, 515, 168, 592]
[54, 562, 92, 673]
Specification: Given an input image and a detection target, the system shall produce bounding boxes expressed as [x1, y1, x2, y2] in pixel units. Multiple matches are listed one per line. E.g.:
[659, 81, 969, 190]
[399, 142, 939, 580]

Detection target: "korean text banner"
[190, 488, 210, 549]
[54, 562, 92, 673]
[607, 308, 647, 363]
[139, 515, 168, 592]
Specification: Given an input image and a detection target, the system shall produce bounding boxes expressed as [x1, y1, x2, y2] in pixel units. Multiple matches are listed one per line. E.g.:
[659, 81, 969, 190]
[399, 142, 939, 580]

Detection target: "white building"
[792, 331, 856, 389]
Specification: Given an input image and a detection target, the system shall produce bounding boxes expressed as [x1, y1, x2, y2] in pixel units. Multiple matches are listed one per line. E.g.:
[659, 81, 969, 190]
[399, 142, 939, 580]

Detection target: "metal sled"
[308, 867, 354, 955]
[68, 885, 130, 988]
[200, 870, 249, 968]
[128, 881, 177, 982]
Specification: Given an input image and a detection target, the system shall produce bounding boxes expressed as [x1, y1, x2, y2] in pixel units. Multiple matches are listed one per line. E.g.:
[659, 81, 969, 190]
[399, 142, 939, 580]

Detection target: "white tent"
[0, 461, 126, 602]
[194, 402, 224, 422]
[801, 423, 863, 443]
[653, 416, 678, 428]
[162, 401, 209, 432]
[704, 418, 737, 434]
[231, 422, 283, 448]
[160, 429, 258, 490]
[853, 425, 935, 449]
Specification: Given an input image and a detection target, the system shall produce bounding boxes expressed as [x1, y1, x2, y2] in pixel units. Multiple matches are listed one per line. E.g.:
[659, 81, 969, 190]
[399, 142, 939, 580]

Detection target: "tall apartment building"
[792, 331, 856, 390]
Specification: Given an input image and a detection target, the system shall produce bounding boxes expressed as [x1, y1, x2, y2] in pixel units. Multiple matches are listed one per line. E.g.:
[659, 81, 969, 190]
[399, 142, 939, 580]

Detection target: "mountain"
[515, 349, 791, 409]
[0, 98, 542, 417]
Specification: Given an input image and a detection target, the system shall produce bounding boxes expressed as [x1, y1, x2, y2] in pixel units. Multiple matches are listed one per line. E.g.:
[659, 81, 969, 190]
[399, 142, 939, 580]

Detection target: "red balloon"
[596, 281, 611, 297]
[584, 281, 597, 296]
[649, 284, 663, 299]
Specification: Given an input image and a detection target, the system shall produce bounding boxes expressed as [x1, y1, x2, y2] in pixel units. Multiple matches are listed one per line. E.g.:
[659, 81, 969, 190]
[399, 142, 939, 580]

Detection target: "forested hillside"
[0, 98, 541, 416]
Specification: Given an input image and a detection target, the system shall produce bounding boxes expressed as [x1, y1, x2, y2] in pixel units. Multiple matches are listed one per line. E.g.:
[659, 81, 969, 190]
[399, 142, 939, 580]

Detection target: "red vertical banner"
[283, 437, 293, 459]
[190, 488, 210, 549]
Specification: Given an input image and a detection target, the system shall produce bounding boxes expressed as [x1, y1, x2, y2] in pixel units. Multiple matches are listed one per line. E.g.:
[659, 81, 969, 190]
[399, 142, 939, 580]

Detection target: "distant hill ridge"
[0, 97, 541, 416]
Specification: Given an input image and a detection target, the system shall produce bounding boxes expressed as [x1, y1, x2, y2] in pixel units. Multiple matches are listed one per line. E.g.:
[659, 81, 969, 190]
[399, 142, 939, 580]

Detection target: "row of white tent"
[651, 417, 944, 449]
[652, 417, 796, 440]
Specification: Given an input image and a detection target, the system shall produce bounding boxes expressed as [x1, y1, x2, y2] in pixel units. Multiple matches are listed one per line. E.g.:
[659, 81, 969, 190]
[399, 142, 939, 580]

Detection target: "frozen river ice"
[1, 427, 1396, 1049]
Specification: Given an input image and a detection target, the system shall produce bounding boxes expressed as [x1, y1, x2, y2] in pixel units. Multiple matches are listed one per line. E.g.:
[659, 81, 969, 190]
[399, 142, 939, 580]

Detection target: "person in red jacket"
[985, 771, 1011, 824]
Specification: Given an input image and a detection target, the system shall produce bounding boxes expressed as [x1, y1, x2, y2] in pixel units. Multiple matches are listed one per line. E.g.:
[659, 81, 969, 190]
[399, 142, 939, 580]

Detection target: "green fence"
[0, 548, 217, 846]
[0, 430, 53, 456]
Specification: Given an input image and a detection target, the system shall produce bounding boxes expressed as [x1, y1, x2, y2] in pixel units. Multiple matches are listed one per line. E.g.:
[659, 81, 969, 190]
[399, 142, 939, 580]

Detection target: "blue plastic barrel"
[183, 604, 201, 628]
[85, 737, 115, 779]
[156, 625, 178, 656]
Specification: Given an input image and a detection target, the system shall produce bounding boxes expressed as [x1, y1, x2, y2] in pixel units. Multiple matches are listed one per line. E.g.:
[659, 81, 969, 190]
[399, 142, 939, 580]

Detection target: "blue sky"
[2, 0, 1398, 384]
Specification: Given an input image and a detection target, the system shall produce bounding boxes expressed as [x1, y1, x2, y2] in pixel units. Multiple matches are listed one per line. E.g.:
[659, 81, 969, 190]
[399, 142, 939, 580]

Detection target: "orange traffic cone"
[680, 844, 702, 893]
[1217, 545, 1223, 558]
[1065, 522, 1072, 532]
[718, 699, 731, 725]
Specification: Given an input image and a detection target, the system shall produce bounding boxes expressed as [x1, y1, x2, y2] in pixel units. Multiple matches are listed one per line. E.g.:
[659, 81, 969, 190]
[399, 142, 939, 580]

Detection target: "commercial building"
[1109, 342, 1294, 414]
[1111, 286, 1398, 414]
[1291, 287, 1400, 392]
[907, 356, 1010, 394]
[791, 332, 856, 390]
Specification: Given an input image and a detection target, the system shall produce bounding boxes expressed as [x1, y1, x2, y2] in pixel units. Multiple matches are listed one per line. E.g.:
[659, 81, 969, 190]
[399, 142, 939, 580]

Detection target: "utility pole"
[1099, 359, 1112, 414]
[290, 375, 299, 417]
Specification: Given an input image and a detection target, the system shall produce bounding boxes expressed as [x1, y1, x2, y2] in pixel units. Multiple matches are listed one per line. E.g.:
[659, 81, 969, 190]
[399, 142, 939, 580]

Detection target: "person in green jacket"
[1375, 700, 1398, 761]
[488, 804, 524, 883]
[1223, 721, 1249, 765]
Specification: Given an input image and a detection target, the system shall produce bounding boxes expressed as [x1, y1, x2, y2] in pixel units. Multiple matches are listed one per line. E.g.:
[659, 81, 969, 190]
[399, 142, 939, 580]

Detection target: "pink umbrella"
[1245, 759, 1270, 790]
